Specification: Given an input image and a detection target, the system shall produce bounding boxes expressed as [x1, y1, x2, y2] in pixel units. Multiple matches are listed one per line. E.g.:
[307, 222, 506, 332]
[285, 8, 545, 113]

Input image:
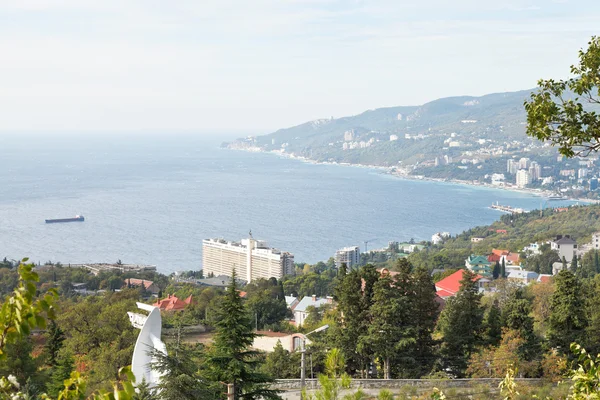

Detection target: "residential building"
[465, 255, 492, 277]
[550, 235, 577, 263]
[390, 134, 398, 141]
[516, 169, 531, 188]
[488, 249, 520, 266]
[518, 157, 531, 169]
[507, 159, 518, 174]
[293, 295, 333, 326]
[593, 232, 600, 250]
[124, 278, 160, 296]
[202, 235, 295, 282]
[335, 246, 360, 269]
[529, 162, 541, 181]
[435, 269, 486, 299]
[523, 243, 542, 255]
[507, 270, 539, 285]
[579, 168, 589, 179]
[153, 294, 194, 311]
[537, 274, 553, 284]
[285, 296, 299, 311]
[252, 331, 309, 352]
[344, 130, 355, 141]
[471, 237, 484, 243]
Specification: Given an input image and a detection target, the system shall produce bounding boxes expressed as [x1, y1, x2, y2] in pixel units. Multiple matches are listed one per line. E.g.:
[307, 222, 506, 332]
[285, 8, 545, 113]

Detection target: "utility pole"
[227, 383, 234, 400]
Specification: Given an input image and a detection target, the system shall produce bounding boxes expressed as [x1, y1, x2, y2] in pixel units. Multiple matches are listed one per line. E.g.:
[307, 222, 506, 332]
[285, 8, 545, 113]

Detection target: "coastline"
[227, 146, 597, 205]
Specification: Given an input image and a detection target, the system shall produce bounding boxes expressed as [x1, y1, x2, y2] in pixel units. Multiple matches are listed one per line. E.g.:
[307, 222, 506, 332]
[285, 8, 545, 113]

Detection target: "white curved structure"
[127, 302, 167, 387]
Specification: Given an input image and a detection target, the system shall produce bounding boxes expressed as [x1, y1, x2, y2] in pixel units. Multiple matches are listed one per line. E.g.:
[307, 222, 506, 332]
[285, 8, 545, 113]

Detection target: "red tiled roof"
[435, 270, 482, 297]
[506, 253, 520, 263]
[488, 254, 502, 262]
[125, 278, 154, 289]
[492, 249, 509, 256]
[153, 294, 193, 311]
[538, 275, 553, 284]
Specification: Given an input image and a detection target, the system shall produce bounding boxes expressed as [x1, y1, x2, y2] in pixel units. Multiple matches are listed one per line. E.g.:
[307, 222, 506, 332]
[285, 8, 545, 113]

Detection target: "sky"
[0, 0, 598, 134]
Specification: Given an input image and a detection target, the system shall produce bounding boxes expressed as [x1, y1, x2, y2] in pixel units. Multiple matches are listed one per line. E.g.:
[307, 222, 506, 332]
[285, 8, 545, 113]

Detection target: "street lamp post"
[300, 324, 329, 389]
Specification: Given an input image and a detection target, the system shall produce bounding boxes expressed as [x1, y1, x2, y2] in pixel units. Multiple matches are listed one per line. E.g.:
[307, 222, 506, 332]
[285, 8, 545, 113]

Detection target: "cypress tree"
[493, 261, 500, 279]
[482, 301, 502, 346]
[44, 320, 65, 367]
[407, 266, 440, 377]
[331, 269, 369, 375]
[206, 270, 280, 399]
[595, 251, 600, 273]
[500, 258, 506, 278]
[438, 269, 484, 376]
[548, 270, 588, 355]
[571, 255, 579, 275]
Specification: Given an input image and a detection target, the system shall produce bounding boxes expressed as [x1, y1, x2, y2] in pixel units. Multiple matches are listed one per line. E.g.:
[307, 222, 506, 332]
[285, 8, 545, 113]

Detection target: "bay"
[0, 133, 574, 274]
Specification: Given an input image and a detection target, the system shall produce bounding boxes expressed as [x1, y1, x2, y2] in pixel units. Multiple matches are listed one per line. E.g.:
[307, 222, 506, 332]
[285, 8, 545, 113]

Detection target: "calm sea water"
[0, 133, 574, 274]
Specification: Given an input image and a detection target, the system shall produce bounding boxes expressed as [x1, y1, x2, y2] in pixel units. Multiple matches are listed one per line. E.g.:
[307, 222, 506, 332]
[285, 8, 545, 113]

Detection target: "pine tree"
[133, 378, 158, 400]
[151, 346, 216, 400]
[501, 259, 506, 278]
[47, 352, 75, 398]
[548, 270, 588, 354]
[360, 273, 409, 379]
[493, 261, 500, 279]
[331, 269, 369, 375]
[438, 270, 484, 377]
[502, 290, 540, 360]
[206, 270, 281, 399]
[44, 320, 65, 366]
[482, 301, 502, 346]
[406, 266, 440, 377]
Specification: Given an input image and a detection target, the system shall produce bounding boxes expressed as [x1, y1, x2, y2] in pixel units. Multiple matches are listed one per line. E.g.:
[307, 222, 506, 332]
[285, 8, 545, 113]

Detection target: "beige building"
[516, 169, 531, 188]
[202, 236, 294, 282]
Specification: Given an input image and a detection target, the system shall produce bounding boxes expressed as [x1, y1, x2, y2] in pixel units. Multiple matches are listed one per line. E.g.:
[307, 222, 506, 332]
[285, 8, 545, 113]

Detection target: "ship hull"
[45, 216, 85, 224]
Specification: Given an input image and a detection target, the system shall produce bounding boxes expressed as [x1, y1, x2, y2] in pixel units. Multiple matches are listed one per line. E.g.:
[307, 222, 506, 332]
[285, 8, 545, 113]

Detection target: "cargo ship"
[45, 215, 85, 224]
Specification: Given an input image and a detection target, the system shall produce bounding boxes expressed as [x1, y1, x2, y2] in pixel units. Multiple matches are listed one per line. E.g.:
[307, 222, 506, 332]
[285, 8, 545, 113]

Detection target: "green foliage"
[525, 36, 600, 157]
[263, 340, 300, 379]
[0, 259, 57, 360]
[245, 278, 290, 330]
[206, 270, 281, 400]
[437, 269, 484, 376]
[150, 346, 217, 400]
[548, 270, 587, 354]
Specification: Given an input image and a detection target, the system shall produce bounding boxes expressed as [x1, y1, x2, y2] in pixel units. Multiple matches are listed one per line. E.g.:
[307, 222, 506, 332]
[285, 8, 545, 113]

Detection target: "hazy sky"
[0, 0, 598, 134]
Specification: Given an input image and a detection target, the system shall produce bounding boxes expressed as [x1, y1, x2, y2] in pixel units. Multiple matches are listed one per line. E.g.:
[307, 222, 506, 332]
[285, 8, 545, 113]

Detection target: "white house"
[252, 332, 309, 352]
[293, 295, 333, 326]
[551, 235, 577, 262]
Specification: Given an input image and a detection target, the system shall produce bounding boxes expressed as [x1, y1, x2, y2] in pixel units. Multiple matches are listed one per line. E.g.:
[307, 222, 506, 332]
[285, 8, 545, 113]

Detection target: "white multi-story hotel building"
[202, 236, 294, 282]
[335, 246, 360, 269]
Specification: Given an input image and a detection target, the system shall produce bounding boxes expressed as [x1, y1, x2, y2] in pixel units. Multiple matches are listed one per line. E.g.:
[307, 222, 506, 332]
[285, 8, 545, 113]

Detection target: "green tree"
[548, 270, 588, 354]
[571, 255, 579, 275]
[206, 270, 281, 399]
[501, 258, 506, 279]
[263, 340, 300, 379]
[493, 261, 500, 280]
[501, 290, 539, 361]
[151, 345, 217, 400]
[44, 320, 65, 366]
[524, 36, 600, 157]
[406, 266, 440, 377]
[47, 351, 75, 398]
[482, 301, 502, 346]
[360, 273, 409, 379]
[437, 270, 484, 376]
[132, 378, 158, 400]
[330, 269, 369, 375]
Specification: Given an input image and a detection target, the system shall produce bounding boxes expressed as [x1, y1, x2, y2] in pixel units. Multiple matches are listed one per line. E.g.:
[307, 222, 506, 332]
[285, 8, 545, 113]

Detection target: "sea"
[0, 133, 575, 275]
